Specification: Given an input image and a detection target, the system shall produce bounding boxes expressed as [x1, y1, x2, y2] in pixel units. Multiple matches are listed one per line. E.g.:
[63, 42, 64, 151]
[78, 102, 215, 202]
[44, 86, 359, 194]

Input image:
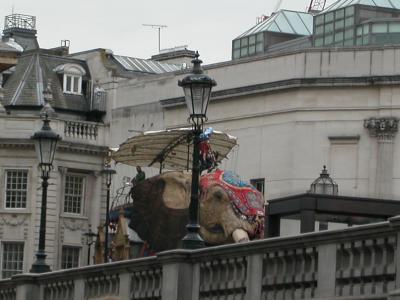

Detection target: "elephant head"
[199, 169, 264, 245]
[128, 169, 265, 252]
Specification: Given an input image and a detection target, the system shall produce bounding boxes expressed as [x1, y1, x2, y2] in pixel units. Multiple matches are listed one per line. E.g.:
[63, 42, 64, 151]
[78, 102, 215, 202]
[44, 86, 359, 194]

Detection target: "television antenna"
[308, 0, 326, 12]
[273, 0, 284, 12]
[143, 24, 167, 53]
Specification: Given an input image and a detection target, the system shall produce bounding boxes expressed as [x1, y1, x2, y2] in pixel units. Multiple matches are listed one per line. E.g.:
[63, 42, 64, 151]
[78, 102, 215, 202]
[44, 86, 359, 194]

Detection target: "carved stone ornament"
[364, 117, 399, 139]
[0, 214, 29, 227]
[62, 218, 86, 232]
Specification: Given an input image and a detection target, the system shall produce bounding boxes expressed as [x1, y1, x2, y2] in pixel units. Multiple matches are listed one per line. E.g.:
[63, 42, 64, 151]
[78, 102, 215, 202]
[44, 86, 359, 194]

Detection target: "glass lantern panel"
[183, 86, 194, 115]
[38, 137, 57, 165]
[189, 83, 212, 116]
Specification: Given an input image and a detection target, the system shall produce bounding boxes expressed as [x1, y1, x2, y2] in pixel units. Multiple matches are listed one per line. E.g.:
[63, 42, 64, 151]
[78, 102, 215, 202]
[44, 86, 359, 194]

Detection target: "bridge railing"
[2, 217, 400, 300]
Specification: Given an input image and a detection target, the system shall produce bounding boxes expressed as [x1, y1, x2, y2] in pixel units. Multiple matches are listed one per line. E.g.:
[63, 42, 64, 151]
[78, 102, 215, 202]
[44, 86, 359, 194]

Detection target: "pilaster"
[364, 117, 398, 198]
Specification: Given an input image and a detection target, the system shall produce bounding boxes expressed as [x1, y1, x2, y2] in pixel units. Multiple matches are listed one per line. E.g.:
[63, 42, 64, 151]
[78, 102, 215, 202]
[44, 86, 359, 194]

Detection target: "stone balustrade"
[0, 117, 107, 148]
[3, 217, 400, 300]
[64, 120, 99, 140]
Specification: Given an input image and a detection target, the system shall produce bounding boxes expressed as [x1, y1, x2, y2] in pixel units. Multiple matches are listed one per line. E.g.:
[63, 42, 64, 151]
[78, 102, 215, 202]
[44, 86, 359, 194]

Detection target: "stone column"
[364, 117, 399, 199]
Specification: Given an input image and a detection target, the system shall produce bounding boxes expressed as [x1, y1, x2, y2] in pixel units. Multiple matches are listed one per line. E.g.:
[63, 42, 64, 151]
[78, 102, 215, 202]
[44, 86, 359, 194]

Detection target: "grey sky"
[0, 0, 335, 64]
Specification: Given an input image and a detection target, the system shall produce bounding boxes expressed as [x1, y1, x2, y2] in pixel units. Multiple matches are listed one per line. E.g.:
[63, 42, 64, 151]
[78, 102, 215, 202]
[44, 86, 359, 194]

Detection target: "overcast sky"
[0, 0, 335, 64]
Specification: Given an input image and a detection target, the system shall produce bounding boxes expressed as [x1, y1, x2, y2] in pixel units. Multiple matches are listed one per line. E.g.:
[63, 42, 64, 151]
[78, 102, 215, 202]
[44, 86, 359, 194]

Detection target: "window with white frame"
[63, 74, 82, 94]
[2, 242, 24, 278]
[61, 246, 80, 269]
[5, 170, 28, 208]
[54, 63, 86, 95]
[64, 174, 85, 214]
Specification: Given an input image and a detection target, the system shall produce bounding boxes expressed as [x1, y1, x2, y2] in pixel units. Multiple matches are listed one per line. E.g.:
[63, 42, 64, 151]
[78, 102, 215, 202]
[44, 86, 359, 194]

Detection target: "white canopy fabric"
[112, 128, 237, 171]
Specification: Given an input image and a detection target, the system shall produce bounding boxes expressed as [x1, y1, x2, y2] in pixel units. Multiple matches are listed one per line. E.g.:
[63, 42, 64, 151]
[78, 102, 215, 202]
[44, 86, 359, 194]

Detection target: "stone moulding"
[160, 75, 400, 108]
[0, 138, 108, 155]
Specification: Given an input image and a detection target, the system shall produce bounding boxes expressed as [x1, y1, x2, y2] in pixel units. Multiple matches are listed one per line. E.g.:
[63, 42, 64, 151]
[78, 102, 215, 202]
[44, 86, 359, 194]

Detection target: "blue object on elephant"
[222, 171, 251, 188]
[200, 127, 214, 141]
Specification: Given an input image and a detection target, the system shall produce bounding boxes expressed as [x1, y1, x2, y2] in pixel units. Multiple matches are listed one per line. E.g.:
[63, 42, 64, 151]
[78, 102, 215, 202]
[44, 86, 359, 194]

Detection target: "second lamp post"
[102, 162, 116, 262]
[178, 51, 216, 249]
[30, 115, 61, 273]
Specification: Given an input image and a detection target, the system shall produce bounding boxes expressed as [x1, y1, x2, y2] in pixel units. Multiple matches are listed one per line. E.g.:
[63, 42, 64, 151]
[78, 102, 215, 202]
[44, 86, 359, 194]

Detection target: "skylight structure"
[232, 10, 313, 60]
[314, 0, 400, 47]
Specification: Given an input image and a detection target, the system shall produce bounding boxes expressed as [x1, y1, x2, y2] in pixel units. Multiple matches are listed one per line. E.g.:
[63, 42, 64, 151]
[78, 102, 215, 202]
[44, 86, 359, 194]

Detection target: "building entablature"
[112, 46, 400, 111]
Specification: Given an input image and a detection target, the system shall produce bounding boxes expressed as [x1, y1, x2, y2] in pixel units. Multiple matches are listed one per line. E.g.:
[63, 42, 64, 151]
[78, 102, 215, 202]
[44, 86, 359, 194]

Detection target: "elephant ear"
[129, 172, 190, 252]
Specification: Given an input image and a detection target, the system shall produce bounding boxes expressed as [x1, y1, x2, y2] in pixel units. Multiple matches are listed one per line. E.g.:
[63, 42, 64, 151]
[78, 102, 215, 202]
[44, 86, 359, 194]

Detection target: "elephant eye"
[214, 190, 224, 200]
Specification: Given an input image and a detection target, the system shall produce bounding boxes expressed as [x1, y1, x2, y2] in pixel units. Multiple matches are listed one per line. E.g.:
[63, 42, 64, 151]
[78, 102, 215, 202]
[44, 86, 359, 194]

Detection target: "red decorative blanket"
[200, 169, 265, 237]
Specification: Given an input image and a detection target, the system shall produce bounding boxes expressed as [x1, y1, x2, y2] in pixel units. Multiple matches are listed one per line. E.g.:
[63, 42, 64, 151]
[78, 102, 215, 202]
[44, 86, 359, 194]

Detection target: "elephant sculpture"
[128, 169, 265, 252]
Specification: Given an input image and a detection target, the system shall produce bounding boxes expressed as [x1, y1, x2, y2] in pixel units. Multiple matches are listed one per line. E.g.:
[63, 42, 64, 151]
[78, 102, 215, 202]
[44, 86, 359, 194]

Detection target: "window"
[389, 23, 400, 33]
[345, 6, 354, 17]
[250, 178, 265, 196]
[61, 246, 80, 269]
[315, 15, 324, 26]
[315, 37, 324, 46]
[335, 9, 344, 19]
[345, 17, 354, 27]
[2, 242, 23, 278]
[324, 34, 334, 45]
[335, 31, 344, 42]
[325, 12, 334, 22]
[372, 23, 388, 33]
[5, 170, 28, 208]
[63, 74, 82, 94]
[64, 174, 85, 214]
[54, 63, 86, 95]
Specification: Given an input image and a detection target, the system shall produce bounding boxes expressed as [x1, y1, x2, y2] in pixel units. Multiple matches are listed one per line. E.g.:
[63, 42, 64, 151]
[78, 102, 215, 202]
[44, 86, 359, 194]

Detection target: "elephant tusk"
[232, 229, 249, 243]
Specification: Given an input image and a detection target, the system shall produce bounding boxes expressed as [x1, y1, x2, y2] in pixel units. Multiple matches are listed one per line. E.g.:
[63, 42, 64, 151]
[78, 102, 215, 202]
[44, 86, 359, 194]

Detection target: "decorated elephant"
[128, 169, 265, 252]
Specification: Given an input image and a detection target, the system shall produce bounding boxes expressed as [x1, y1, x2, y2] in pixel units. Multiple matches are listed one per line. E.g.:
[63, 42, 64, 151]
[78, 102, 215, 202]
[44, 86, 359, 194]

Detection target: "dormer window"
[54, 63, 86, 95]
[64, 74, 81, 94]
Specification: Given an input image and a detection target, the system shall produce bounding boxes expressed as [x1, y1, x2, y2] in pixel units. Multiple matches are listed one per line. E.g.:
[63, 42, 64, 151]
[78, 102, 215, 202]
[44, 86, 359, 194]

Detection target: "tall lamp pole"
[178, 51, 216, 249]
[102, 162, 116, 262]
[30, 115, 61, 273]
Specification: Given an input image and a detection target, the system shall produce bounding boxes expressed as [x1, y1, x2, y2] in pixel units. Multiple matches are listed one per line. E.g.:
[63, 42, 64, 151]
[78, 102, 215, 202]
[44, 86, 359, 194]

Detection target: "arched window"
[54, 64, 86, 95]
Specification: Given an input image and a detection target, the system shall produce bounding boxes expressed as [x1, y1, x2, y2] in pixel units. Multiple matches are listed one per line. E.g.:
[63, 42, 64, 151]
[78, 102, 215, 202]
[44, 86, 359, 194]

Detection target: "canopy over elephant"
[128, 169, 265, 252]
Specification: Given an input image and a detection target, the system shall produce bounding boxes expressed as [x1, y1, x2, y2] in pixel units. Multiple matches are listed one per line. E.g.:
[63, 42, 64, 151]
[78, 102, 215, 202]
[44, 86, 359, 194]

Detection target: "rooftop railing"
[4, 14, 36, 31]
[2, 217, 400, 300]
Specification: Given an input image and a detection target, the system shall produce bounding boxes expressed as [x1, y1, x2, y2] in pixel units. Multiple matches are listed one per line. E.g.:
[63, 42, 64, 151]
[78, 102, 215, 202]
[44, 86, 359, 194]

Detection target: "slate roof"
[236, 10, 314, 39]
[111, 54, 182, 74]
[322, 0, 400, 13]
[2, 50, 90, 112]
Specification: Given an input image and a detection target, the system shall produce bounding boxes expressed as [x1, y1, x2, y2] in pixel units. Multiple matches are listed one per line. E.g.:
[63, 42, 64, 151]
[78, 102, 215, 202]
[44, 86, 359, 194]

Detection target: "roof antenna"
[273, 0, 284, 12]
[11, 5, 14, 14]
[143, 24, 167, 53]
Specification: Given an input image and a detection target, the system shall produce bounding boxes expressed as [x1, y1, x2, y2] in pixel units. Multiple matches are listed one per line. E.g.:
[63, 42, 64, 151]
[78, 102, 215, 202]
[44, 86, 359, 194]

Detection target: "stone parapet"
[1, 220, 400, 299]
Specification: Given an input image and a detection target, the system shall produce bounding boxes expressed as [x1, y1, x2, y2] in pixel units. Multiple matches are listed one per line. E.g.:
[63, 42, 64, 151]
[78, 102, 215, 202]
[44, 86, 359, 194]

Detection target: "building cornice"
[160, 75, 400, 108]
[0, 138, 108, 155]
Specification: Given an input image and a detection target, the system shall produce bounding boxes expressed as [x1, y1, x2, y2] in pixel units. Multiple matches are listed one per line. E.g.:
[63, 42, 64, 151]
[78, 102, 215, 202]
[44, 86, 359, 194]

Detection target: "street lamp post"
[178, 51, 216, 249]
[102, 163, 116, 262]
[30, 115, 61, 273]
[83, 225, 97, 265]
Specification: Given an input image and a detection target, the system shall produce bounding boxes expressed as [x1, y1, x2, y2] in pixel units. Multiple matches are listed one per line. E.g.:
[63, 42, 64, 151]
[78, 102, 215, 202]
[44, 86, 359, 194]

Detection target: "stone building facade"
[3, 0, 400, 279]
[0, 14, 109, 276]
